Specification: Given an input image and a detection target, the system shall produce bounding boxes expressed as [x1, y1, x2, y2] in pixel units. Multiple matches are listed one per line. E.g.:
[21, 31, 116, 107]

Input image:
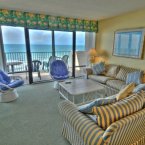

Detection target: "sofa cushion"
[105, 64, 120, 78]
[88, 75, 113, 84]
[106, 79, 126, 90]
[92, 62, 105, 75]
[116, 83, 135, 101]
[92, 92, 144, 130]
[116, 66, 139, 81]
[126, 71, 143, 85]
[79, 95, 116, 114]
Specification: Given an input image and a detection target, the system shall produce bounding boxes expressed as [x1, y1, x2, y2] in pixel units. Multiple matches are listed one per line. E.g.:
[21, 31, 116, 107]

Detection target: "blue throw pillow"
[78, 95, 116, 114]
[126, 71, 143, 85]
[92, 62, 105, 75]
[133, 84, 145, 93]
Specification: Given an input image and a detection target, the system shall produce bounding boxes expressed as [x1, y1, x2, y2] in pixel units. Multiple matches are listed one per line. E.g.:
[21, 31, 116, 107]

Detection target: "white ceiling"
[1, 0, 145, 20]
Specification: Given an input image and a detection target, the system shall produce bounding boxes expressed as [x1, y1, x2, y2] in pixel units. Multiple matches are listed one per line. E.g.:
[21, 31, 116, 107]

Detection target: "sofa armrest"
[58, 100, 105, 145]
[103, 108, 145, 144]
[83, 68, 93, 78]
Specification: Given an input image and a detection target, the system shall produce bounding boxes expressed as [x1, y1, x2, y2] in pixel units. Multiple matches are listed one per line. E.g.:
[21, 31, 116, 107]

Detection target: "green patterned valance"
[0, 9, 98, 32]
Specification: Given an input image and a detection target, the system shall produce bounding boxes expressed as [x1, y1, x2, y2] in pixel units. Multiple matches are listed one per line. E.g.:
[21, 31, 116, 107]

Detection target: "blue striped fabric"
[92, 92, 144, 130]
[59, 98, 145, 145]
[92, 62, 105, 75]
[79, 95, 116, 114]
[133, 84, 145, 93]
[126, 71, 143, 85]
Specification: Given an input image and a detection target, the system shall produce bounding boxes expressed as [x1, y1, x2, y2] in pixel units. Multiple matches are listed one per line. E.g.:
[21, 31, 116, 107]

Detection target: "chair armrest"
[0, 82, 13, 92]
[58, 101, 105, 145]
[83, 68, 93, 78]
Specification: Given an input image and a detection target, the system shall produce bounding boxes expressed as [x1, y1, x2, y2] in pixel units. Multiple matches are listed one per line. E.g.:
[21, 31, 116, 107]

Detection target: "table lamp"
[88, 48, 97, 64]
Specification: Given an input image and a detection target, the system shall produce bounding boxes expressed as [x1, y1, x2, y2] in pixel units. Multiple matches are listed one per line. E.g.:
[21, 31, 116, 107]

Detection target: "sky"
[2, 26, 85, 45]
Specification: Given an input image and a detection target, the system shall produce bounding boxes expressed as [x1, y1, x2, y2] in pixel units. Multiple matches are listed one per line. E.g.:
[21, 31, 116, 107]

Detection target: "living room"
[0, 1, 145, 145]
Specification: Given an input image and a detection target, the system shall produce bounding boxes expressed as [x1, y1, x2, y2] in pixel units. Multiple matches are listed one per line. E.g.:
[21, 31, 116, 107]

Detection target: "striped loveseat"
[59, 94, 145, 145]
[84, 64, 145, 96]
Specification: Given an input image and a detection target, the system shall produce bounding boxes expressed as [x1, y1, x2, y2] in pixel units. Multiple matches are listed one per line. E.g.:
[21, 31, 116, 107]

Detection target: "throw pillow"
[92, 92, 144, 130]
[105, 64, 119, 78]
[92, 62, 105, 75]
[116, 66, 139, 81]
[116, 83, 135, 101]
[126, 71, 143, 85]
[133, 84, 145, 93]
[79, 95, 116, 114]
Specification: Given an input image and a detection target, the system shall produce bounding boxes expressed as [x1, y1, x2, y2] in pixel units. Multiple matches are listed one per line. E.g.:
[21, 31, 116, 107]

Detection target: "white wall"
[85, 32, 96, 50]
[96, 8, 145, 70]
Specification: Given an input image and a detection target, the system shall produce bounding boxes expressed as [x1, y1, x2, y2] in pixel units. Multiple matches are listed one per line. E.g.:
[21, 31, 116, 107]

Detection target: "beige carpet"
[0, 82, 70, 145]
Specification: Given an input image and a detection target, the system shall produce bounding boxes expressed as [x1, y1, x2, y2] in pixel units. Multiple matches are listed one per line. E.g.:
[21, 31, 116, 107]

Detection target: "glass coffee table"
[59, 79, 106, 105]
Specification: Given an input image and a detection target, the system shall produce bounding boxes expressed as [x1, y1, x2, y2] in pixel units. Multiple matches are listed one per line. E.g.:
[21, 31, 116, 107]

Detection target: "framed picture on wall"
[113, 28, 145, 59]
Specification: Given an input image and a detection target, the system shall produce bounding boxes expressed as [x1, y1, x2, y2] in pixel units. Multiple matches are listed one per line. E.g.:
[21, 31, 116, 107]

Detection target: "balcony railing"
[5, 51, 71, 73]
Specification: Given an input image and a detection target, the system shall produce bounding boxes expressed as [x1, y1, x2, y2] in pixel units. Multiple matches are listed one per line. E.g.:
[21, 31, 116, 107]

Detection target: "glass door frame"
[25, 28, 56, 84]
[0, 26, 80, 84]
[0, 26, 6, 71]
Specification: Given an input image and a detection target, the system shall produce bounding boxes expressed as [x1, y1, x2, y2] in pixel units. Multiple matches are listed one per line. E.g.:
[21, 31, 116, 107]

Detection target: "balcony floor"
[10, 69, 84, 84]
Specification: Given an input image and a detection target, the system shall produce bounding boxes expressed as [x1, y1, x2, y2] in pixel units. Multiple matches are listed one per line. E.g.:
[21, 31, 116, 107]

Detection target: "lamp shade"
[88, 48, 97, 56]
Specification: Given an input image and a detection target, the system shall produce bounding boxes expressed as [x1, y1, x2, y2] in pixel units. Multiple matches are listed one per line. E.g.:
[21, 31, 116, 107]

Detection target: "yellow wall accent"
[96, 8, 145, 70]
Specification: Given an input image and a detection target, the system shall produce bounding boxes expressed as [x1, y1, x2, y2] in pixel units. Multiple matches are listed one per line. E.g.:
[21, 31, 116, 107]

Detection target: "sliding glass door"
[1, 26, 96, 83]
[28, 29, 53, 82]
[75, 31, 87, 77]
[54, 31, 73, 76]
[1, 26, 28, 83]
[75, 32, 96, 77]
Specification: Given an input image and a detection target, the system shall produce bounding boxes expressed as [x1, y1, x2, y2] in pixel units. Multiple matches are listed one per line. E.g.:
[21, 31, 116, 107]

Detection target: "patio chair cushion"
[0, 70, 11, 84]
[92, 92, 144, 130]
[0, 75, 7, 85]
[0, 70, 24, 91]
[8, 80, 24, 89]
[1, 79, 24, 91]
[50, 60, 69, 81]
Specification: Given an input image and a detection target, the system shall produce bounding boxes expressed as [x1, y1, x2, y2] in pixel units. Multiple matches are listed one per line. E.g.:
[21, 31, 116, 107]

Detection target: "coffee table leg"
[73, 96, 74, 103]
[83, 94, 85, 103]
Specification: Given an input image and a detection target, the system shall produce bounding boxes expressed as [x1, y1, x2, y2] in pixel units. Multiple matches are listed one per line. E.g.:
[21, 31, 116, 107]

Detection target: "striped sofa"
[59, 99, 145, 145]
[84, 64, 144, 96]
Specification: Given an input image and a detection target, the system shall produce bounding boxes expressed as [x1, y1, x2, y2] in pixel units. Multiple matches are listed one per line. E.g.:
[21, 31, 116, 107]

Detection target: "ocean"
[4, 44, 85, 52]
[4, 44, 86, 62]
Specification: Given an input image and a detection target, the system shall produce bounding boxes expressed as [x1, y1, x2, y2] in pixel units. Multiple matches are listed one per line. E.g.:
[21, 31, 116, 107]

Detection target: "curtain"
[0, 9, 98, 32]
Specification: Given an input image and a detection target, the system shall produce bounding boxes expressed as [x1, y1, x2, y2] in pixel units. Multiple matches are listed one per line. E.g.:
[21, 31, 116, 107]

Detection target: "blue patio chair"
[0, 70, 24, 102]
[50, 60, 69, 88]
[62, 55, 69, 65]
[42, 56, 56, 72]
